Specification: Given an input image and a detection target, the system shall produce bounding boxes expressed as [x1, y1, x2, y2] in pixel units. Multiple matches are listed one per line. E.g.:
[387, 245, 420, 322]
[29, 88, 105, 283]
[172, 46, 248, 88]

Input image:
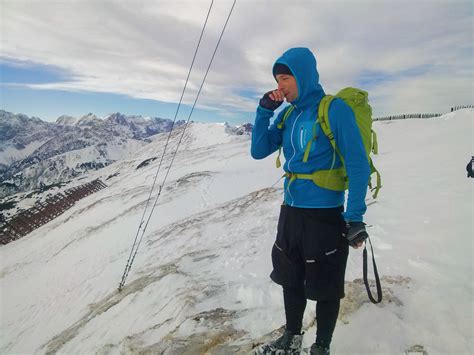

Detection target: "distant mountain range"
[0, 110, 188, 198]
[0, 110, 253, 199]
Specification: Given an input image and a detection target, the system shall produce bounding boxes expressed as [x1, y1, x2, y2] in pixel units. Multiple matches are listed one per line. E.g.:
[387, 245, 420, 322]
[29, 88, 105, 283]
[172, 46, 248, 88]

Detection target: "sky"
[0, 0, 472, 125]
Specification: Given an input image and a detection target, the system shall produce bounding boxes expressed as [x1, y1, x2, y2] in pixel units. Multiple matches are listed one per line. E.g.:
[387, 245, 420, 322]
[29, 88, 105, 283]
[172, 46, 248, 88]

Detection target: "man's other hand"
[345, 222, 369, 249]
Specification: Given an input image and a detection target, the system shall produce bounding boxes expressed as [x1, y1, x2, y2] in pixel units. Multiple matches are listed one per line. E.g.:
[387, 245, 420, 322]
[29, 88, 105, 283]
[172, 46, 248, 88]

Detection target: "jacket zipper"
[287, 106, 303, 206]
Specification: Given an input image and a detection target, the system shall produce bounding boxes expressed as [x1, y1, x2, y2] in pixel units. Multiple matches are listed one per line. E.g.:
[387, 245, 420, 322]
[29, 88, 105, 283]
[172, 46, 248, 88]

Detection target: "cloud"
[1, 0, 472, 118]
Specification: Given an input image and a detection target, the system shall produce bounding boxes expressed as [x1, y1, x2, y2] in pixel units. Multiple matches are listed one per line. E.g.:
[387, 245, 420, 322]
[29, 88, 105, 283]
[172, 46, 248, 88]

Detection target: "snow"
[1, 111, 473, 354]
[0, 139, 48, 165]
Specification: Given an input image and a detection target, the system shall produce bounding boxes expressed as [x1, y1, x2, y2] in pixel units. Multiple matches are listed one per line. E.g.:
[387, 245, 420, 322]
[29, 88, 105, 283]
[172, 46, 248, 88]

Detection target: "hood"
[273, 47, 325, 108]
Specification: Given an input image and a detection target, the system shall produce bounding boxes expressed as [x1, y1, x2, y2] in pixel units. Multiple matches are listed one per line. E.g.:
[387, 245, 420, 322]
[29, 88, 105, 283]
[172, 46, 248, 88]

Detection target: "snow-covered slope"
[0, 111, 472, 354]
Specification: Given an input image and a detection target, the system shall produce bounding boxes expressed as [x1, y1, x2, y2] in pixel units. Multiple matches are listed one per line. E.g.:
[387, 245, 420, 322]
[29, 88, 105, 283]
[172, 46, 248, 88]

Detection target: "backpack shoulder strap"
[301, 95, 333, 163]
[276, 105, 295, 129]
[317, 95, 335, 138]
[317, 95, 345, 166]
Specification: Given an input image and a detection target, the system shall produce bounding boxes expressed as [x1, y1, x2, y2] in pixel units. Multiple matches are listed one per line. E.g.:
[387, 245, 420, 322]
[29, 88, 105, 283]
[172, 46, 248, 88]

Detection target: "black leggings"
[284, 285, 340, 346]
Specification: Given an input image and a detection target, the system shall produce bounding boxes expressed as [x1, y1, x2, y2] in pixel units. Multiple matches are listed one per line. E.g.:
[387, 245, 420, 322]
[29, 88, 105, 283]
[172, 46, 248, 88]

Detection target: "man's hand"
[259, 89, 284, 111]
[345, 222, 368, 249]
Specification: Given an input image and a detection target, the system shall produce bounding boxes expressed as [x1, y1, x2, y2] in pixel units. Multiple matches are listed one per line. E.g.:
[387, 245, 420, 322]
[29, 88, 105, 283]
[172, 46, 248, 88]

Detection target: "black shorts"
[270, 204, 349, 301]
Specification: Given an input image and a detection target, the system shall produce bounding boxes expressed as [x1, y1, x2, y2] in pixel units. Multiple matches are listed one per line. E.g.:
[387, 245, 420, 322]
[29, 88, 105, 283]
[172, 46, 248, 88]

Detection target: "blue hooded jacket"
[251, 47, 370, 222]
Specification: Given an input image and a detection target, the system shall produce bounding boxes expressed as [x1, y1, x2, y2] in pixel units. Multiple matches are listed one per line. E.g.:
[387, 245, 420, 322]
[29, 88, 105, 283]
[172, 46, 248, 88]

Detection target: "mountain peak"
[76, 113, 101, 126]
[56, 115, 79, 126]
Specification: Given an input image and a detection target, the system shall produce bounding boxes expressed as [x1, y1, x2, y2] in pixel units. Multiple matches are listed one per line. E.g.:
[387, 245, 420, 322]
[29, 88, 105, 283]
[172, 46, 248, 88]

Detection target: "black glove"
[345, 222, 369, 247]
[259, 91, 283, 111]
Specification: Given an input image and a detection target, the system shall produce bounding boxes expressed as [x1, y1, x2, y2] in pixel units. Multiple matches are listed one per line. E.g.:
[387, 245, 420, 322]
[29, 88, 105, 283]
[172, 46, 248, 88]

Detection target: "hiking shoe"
[255, 329, 303, 354]
[309, 343, 330, 355]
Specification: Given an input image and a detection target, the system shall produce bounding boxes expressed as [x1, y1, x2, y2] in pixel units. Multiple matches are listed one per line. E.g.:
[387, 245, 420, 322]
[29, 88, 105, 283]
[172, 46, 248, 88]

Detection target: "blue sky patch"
[0, 60, 73, 84]
[0, 85, 251, 124]
[357, 65, 433, 89]
[235, 88, 261, 100]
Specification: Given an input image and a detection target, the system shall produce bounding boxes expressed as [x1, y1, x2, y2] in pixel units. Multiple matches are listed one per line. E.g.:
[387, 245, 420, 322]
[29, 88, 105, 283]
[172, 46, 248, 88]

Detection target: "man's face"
[276, 74, 298, 102]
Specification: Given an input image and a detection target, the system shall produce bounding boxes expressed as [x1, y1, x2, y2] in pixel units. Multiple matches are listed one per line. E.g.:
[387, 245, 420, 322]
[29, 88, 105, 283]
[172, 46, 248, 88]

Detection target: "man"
[251, 47, 370, 355]
[466, 157, 473, 178]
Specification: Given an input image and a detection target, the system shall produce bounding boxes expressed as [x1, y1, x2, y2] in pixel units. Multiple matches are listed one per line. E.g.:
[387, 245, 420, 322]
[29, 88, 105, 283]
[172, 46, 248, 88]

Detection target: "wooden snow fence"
[0, 179, 107, 245]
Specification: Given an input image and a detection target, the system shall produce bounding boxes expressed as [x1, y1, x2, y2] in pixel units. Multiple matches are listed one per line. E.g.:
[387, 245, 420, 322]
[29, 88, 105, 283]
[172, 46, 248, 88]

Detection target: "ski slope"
[1, 109, 472, 354]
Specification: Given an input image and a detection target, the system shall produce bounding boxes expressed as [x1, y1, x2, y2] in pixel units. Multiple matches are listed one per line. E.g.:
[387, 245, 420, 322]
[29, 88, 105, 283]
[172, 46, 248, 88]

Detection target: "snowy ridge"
[0, 110, 473, 354]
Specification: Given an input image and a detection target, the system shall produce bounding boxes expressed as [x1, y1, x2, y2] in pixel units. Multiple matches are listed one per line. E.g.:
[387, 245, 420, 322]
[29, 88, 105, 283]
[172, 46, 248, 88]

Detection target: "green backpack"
[276, 87, 382, 198]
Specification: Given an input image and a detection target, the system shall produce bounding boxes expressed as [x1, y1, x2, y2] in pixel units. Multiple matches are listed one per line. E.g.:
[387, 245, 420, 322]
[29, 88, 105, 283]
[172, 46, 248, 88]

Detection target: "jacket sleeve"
[328, 99, 370, 222]
[250, 105, 284, 159]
